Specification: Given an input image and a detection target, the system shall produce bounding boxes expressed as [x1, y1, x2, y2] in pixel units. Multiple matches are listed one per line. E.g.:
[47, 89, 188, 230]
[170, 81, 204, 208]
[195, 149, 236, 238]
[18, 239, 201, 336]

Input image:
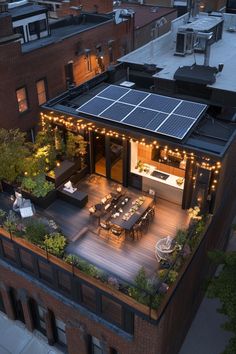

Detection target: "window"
[55, 318, 67, 347]
[13, 26, 25, 42]
[85, 49, 92, 72]
[16, 87, 28, 113]
[108, 40, 115, 64]
[36, 79, 47, 105]
[91, 336, 103, 354]
[29, 20, 46, 35]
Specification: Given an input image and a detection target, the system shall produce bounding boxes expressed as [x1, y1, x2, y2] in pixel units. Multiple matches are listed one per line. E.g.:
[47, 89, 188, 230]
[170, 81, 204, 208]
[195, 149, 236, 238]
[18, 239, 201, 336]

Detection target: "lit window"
[16, 87, 28, 113]
[85, 49, 92, 72]
[36, 79, 47, 105]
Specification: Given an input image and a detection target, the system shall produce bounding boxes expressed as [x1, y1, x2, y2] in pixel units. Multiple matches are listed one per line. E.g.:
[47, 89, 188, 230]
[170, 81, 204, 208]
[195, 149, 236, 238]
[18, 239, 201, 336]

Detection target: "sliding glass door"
[93, 133, 124, 184]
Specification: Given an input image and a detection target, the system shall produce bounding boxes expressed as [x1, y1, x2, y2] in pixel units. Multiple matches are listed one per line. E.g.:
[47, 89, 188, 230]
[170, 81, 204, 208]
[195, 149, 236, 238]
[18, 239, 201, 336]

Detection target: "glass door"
[109, 137, 123, 184]
[94, 133, 106, 176]
[93, 133, 124, 184]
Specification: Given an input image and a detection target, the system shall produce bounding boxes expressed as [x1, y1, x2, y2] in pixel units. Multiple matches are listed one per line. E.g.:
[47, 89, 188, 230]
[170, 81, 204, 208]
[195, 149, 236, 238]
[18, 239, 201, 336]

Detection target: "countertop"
[131, 164, 185, 190]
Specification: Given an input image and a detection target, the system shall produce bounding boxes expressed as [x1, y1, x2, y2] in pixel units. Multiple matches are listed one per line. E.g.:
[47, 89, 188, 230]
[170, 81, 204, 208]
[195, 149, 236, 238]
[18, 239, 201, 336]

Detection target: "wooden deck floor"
[0, 176, 189, 283]
[45, 175, 189, 283]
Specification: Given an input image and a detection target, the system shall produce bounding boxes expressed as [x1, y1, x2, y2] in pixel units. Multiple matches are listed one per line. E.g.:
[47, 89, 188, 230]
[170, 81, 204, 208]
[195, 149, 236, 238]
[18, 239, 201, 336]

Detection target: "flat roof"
[43, 80, 236, 157]
[114, 3, 176, 28]
[119, 13, 236, 93]
[21, 13, 111, 53]
[9, 4, 47, 19]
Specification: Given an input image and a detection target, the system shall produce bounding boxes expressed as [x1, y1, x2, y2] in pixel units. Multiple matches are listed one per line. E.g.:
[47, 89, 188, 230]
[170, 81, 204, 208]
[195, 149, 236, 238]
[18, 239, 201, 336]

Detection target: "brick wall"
[0, 262, 162, 354]
[0, 17, 133, 132]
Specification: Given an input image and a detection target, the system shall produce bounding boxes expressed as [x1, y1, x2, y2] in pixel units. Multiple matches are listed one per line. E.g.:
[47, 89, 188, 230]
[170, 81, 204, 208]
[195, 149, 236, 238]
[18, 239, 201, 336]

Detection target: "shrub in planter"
[25, 218, 47, 245]
[107, 276, 120, 290]
[129, 267, 156, 306]
[43, 232, 67, 258]
[175, 229, 188, 246]
[21, 174, 54, 198]
[167, 270, 179, 284]
[3, 211, 19, 235]
[0, 209, 6, 227]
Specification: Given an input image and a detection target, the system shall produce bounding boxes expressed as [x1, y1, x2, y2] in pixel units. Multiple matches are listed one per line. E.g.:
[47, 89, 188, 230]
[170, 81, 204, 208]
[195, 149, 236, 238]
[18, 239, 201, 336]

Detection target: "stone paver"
[0, 313, 63, 354]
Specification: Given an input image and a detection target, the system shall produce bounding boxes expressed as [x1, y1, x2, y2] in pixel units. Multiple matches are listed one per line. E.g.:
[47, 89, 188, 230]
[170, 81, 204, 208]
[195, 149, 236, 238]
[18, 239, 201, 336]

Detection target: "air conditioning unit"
[175, 30, 196, 56]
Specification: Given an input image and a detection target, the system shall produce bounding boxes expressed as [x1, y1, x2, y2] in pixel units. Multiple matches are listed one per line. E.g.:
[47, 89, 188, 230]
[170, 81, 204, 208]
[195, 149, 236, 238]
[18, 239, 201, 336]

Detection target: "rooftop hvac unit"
[175, 30, 195, 56]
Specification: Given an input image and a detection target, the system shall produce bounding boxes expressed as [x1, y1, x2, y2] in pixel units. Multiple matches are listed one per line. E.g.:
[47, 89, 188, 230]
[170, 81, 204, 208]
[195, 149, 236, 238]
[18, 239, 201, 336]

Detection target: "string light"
[40, 112, 222, 176]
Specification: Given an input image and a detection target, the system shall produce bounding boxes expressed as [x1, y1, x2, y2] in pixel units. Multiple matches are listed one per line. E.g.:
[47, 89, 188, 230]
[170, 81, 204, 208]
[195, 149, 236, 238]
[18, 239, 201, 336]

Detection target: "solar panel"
[97, 85, 130, 100]
[122, 108, 157, 127]
[156, 114, 196, 139]
[79, 97, 113, 116]
[77, 84, 208, 140]
[173, 101, 206, 118]
[141, 94, 181, 113]
[145, 112, 169, 130]
[119, 90, 150, 105]
[100, 102, 134, 122]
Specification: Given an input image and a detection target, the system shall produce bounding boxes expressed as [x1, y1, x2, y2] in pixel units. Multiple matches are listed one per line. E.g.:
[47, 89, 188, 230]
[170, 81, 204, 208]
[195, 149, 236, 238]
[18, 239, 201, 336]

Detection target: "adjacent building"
[0, 0, 133, 136]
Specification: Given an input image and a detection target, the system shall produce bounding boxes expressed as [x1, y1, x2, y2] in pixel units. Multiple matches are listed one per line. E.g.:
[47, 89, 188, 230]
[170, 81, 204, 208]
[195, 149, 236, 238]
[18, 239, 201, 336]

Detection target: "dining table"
[106, 195, 154, 231]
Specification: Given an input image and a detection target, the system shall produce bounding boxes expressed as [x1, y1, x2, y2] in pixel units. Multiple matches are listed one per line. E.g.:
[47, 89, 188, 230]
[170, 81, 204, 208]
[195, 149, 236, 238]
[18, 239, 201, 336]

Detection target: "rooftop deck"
[0, 175, 189, 283]
[46, 176, 189, 282]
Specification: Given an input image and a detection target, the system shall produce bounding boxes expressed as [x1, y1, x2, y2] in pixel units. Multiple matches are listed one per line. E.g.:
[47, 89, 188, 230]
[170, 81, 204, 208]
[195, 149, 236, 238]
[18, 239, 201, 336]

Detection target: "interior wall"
[137, 144, 185, 177]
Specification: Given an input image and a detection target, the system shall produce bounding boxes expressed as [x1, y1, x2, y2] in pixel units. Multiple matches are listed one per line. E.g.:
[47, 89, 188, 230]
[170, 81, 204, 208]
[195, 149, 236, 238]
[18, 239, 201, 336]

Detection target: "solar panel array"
[76, 85, 207, 140]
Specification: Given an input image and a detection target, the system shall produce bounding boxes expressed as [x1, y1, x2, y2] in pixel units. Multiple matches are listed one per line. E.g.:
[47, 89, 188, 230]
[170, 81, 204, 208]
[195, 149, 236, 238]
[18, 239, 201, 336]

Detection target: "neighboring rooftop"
[114, 2, 176, 28]
[119, 12, 236, 93]
[9, 3, 47, 19]
[20, 13, 112, 53]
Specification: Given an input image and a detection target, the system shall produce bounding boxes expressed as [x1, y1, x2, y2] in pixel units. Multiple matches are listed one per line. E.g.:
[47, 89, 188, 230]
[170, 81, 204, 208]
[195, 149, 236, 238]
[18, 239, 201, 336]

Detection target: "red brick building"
[0, 0, 133, 135]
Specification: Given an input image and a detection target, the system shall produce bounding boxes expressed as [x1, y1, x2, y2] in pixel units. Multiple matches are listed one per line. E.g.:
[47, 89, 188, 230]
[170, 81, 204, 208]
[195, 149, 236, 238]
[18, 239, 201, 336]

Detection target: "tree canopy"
[207, 250, 236, 354]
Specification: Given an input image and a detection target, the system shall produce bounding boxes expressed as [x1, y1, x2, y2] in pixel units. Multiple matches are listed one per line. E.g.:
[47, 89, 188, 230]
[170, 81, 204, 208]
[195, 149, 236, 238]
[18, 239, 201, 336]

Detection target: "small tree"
[66, 132, 78, 160]
[0, 129, 30, 183]
[207, 250, 236, 354]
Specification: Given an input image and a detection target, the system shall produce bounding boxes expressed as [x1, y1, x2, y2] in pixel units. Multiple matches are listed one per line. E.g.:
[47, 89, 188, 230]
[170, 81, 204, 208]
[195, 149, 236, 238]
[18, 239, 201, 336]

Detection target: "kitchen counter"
[131, 164, 184, 190]
[131, 164, 185, 205]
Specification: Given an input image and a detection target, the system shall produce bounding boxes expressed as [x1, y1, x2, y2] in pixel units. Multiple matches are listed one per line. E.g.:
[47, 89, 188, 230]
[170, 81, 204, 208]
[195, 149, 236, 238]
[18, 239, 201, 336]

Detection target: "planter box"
[46, 159, 81, 188]
[70, 165, 89, 185]
[21, 189, 57, 209]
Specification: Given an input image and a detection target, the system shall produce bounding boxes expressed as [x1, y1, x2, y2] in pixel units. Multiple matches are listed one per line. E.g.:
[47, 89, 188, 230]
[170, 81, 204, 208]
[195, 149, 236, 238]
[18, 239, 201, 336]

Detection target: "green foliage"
[21, 174, 54, 197]
[64, 254, 102, 278]
[66, 132, 87, 162]
[175, 229, 188, 246]
[167, 270, 179, 284]
[207, 251, 236, 354]
[0, 209, 6, 225]
[128, 267, 159, 307]
[43, 232, 67, 257]
[157, 269, 179, 285]
[3, 211, 18, 234]
[0, 129, 30, 183]
[54, 128, 65, 155]
[66, 132, 78, 160]
[195, 219, 206, 235]
[158, 269, 168, 281]
[25, 219, 47, 245]
[35, 122, 54, 148]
